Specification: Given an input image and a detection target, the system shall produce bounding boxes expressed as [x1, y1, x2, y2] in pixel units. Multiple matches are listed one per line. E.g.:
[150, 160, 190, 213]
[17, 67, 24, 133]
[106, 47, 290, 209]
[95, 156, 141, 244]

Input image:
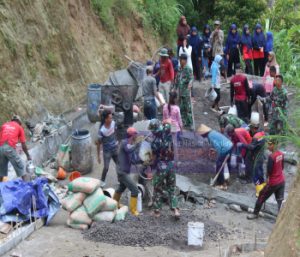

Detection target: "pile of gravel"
[83, 210, 230, 247]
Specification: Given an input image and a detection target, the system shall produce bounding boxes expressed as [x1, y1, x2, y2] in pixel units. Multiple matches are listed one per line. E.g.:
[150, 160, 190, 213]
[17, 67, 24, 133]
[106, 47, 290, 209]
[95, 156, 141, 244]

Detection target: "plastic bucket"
[69, 171, 81, 181]
[250, 111, 259, 125]
[230, 154, 238, 168]
[87, 83, 101, 123]
[103, 188, 115, 198]
[188, 222, 204, 247]
[71, 130, 93, 174]
[238, 163, 246, 177]
[205, 88, 217, 102]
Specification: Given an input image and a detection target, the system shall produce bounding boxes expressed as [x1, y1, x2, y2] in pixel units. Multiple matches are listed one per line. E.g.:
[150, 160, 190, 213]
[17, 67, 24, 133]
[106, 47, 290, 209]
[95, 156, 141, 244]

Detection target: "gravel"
[83, 208, 230, 247]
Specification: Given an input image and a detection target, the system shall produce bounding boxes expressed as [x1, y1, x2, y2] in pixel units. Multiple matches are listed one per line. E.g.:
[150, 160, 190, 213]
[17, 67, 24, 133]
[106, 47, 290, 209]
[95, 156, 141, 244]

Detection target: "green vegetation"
[1, 31, 17, 58]
[25, 43, 33, 58]
[90, 0, 182, 42]
[178, 0, 267, 31]
[45, 52, 58, 69]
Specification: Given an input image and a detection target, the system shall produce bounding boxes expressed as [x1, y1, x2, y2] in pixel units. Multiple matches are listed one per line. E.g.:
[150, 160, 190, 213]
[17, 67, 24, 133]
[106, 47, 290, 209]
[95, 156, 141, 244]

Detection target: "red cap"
[127, 127, 137, 136]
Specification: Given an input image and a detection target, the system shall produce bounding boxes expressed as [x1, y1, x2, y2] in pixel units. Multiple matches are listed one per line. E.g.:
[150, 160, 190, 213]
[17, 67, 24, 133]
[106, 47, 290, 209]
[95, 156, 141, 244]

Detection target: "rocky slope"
[0, 0, 160, 123]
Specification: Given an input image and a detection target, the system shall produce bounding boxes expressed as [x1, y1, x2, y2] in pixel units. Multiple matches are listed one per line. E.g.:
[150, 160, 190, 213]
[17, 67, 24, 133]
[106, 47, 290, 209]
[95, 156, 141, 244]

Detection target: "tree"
[266, 0, 300, 30]
[179, 0, 267, 33]
[213, 0, 267, 32]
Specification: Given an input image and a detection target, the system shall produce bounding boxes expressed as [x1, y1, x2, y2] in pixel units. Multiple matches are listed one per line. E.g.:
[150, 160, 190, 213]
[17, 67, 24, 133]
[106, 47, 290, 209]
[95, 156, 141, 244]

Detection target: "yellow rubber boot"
[256, 182, 266, 197]
[113, 192, 123, 209]
[129, 196, 139, 216]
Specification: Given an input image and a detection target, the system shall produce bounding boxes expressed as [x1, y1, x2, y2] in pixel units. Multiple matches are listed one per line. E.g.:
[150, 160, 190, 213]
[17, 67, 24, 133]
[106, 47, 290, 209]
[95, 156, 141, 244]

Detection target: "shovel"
[210, 154, 230, 186]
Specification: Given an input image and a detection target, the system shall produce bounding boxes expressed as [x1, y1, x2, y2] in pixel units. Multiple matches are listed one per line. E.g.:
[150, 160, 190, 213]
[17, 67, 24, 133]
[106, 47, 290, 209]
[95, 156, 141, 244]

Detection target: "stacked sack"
[61, 177, 128, 230]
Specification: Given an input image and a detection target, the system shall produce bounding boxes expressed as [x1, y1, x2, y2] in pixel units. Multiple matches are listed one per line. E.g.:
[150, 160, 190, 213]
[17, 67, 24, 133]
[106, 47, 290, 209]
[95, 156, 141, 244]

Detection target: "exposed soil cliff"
[0, 0, 159, 123]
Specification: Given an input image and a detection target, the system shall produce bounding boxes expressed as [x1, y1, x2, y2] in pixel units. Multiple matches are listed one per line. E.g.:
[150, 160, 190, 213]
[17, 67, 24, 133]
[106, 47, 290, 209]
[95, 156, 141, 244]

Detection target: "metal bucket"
[87, 83, 101, 123]
[71, 129, 93, 174]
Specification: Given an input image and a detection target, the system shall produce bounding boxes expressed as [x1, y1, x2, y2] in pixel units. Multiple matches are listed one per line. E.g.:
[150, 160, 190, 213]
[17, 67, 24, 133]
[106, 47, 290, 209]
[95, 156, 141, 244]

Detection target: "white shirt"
[179, 46, 193, 72]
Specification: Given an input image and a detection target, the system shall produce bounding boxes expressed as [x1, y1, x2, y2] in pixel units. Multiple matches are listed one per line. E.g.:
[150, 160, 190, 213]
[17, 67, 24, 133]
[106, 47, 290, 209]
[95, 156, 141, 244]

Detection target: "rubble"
[83, 209, 230, 247]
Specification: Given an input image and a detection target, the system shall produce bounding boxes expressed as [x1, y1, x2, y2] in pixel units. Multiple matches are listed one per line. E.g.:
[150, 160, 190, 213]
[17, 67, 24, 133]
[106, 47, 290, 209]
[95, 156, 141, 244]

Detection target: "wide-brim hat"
[197, 124, 212, 135]
[214, 20, 221, 25]
[159, 48, 169, 57]
[249, 122, 259, 128]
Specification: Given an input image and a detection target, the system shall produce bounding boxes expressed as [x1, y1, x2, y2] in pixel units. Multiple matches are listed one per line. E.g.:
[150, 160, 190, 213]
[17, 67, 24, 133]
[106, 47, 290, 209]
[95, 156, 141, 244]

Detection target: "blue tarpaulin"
[0, 178, 60, 225]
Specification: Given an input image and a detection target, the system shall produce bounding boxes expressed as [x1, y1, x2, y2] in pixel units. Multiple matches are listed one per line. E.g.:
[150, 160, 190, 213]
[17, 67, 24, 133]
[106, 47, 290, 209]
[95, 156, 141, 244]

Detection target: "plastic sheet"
[0, 178, 60, 225]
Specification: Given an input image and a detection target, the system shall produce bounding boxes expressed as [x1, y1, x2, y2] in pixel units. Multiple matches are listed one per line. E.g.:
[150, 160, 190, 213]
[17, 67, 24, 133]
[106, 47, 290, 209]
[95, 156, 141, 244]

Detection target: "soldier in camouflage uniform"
[218, 113, 245, 133]
[148, 119, 180, 218]
[174, 53, 194, 129]
[267, 75, 288, 135]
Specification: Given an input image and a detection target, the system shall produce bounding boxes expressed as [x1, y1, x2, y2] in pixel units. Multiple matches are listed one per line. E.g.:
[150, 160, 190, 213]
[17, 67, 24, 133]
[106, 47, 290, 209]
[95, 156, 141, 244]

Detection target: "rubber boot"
[255, 182, 266, 197]
[277, 200, 283, 212]
[247, 213, 259, 220]
[113, 192, 123, 209]
[129, 196, 139, 216]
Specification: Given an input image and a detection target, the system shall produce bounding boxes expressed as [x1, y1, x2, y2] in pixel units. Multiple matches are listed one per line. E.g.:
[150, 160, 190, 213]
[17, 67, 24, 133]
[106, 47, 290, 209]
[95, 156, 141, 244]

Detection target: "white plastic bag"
[224, 164, 230, 180]
[138, 141, 152, 163]
[228, 105, 237, 116]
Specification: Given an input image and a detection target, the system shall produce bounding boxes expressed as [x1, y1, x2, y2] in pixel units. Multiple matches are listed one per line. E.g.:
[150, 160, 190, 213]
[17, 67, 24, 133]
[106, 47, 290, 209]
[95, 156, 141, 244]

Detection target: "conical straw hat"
[197, 124, 212, 135]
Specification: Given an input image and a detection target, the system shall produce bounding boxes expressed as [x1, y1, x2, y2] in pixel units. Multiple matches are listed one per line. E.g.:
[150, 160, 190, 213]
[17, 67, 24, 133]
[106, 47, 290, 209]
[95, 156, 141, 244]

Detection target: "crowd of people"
[136, 16, 288, 219]
[0, 16, 289, 221]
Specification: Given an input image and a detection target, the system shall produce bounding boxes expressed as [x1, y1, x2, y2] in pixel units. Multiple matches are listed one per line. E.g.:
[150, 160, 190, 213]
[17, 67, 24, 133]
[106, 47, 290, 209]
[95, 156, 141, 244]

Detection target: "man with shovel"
[197, 124, 233, 190]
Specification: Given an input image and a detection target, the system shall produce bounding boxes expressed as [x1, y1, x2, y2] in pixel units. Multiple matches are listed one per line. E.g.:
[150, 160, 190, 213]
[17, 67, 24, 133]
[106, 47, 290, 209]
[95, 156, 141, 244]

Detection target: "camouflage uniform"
[219, 114, 245, 130]
[268, 87, 288, 135]
[174, 65, 193, 129]
[152, 124, 178, 210]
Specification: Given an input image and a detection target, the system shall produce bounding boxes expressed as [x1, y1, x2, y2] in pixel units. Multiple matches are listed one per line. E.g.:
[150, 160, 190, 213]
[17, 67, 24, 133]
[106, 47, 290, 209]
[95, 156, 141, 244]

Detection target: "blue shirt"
[208, 130, 233, 157]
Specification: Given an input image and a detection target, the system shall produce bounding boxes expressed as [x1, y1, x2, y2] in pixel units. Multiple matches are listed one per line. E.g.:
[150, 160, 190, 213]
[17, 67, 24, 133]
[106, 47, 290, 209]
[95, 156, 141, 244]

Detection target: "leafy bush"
[91, 0, 116, 31]
[90, 0, 182, 42]
[136, 0, 182, 42]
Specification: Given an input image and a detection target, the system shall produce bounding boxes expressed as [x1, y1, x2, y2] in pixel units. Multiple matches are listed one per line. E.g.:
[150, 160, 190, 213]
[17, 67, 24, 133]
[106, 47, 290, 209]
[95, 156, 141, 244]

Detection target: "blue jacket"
[211, 55, 222, 88]
[189, 26, 202, 58]
[252, 24, 266, 50]
[208, 130, 233, 157]
[225, 24, 241, 54]
[265, 31, 273, 53]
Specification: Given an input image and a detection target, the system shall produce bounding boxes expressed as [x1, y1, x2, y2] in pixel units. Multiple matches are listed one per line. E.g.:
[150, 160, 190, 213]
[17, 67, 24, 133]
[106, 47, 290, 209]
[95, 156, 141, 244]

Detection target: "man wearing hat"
[210, 20, 224, 58]
[198, 124, 233, 189]
[156, 48, 174, 103]
[113, 127, 140, 216]
[0, 115, 31, 181]
[247, 139, 285, 220]
[174, 53, 194, 129]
